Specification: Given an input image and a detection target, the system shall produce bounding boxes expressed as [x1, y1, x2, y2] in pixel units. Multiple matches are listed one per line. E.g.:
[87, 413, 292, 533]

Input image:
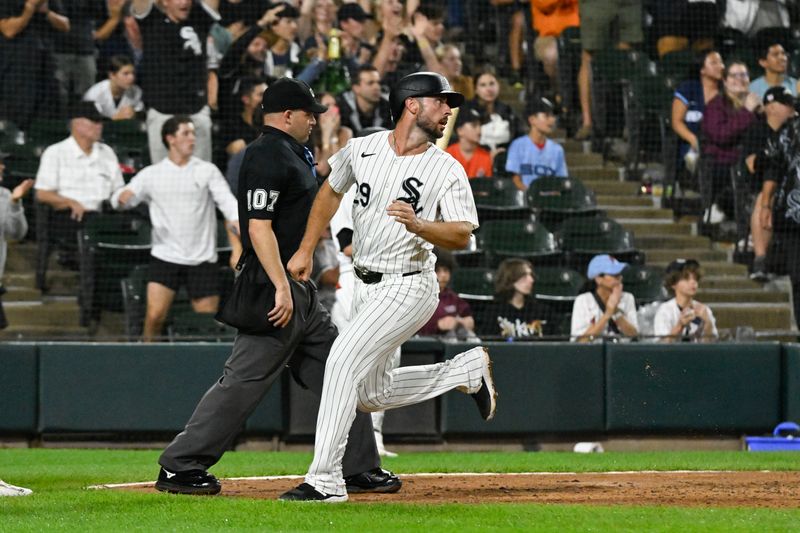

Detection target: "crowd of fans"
[2, 0, 800, 340]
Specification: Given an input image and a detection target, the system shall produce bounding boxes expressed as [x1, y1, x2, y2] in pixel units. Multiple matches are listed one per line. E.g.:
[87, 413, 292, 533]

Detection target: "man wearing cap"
[154, 78, 399, 497]
[336, 65, 392, 137]
[654, 259, 717, 342]
[505, 96, 567, 190]
[34, 102, 124, 282]
[130, 0, 220, 164]
[0, 151, 34, 329]
[742, 86, 797, 280]
[571, 254, 638, 342]
[338, 2, 373, 72]
[446, 107, 493, 178]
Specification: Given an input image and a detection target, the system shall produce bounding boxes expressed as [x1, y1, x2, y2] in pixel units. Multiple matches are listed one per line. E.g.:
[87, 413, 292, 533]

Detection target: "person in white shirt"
[571, 254, 639, 342]
[654, 259, 718, 342]
[111, 116, 240, 342]
[35, 102, 125, 270]
[83, 55, 144, 121]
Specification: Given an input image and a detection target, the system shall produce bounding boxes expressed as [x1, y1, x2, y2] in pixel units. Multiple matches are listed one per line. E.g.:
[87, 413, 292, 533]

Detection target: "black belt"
[353, 265, 421, 284]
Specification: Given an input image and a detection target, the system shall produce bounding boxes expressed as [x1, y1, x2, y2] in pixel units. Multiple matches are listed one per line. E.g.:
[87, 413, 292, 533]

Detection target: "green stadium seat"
[534, 266, 586, 302]
[470, 177, 528, 220]
[622, 264, 667, 305]
[103, 118, 147, 147]
[78, 213, 151, 326]
[26, 118, 69, 149]
[450, 267, 495, 301]
[560, 215, 640, 272]
[121, 264, 148, 339]
[526, 176, 597, 214]
[478, 219, 560, 267]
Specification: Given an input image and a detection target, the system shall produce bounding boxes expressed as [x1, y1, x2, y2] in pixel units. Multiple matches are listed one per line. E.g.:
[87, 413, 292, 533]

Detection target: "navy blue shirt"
[674, 79, 706, 160]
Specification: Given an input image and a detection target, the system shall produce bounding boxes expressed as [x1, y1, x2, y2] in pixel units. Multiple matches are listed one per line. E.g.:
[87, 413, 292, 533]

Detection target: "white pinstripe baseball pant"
[304, 270, 487, 495]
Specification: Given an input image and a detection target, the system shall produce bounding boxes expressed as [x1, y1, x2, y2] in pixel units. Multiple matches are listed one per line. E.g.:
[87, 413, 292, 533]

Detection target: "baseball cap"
[269, 1, 299, 19]
[70, 101, 104, 122]
[586, 254, 628, 279]
[261, 77, 328, 114]
[525, 96, 555, 117]
[338, 3, 372, 22]
[455, 107, 483, 129]
[665, 258, 700, 274]
[763, 86, 795, 107]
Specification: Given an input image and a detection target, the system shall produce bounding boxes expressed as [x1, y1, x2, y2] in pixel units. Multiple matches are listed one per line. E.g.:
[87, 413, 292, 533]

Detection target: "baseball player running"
[280, 72, 498, 502]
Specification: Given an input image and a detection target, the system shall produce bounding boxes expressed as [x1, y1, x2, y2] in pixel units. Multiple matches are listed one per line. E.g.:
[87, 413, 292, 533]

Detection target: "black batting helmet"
[390, 72, 465, 123]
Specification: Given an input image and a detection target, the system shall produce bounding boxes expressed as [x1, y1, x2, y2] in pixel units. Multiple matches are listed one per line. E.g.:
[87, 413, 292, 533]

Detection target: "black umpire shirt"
[238, 126, 318, 267]
[136, 0, 217, 115]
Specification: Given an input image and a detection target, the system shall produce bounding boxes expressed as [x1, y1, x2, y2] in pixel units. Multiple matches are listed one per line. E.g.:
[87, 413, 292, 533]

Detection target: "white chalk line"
[86, 470, 778, 490]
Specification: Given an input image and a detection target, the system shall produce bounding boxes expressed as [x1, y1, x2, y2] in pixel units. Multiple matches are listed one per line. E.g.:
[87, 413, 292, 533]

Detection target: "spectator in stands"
[418, 250, 478, 341]
[529, 0, 579, 95]
[298, 0, 336, 48]
[401, 3, 446, 75]
[701, 61, 760, 223]
[94, 0, 131, 68]
[83, 55, 144, 120]
[506, 96, 567, 190]
[215, 4, 283, 120]
[262, 2, 306, 80]
[722, 0, 790, 38]
[0, 479, 31, 496]
[672, 50, 724, 178]
[35, 102, 124, 265]
[53, 0, 111, 112]
[654, 259, 718, 342]
[437, 44, 474, 101]
[743, 86, 796, 281]
[477, 258, 555, 340]
[446, 108, 493, 178]
[571, 254, 638, 342]
[749, 41, 797, 99]
[110, 115, 240, 342]
[337, 2, 375, 76]
[648, 1, 719, 58]
[312, 226, 339, 313]
[461, 69, 524, 152]
[489, 0, 529, 89]
[371, 0, 410, 85]
[312, 92, 353, 178]
[0, 0, 69, 136]
[575, 0, 643, 141]
[337, 64, 392, 136]
[131, 0, 219, 164]
[0, 150, 33, 330]
[220, 76, 265, 157]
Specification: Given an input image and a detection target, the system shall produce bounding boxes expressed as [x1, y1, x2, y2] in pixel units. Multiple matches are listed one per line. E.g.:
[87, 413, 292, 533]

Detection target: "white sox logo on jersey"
[396, 177, 424, 214]
[180, 26, 203, 56]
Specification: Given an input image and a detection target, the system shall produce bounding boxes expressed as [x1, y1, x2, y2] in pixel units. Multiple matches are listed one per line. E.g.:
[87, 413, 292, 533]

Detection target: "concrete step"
[0, 324, 88, 340]
[701, 277, 766, 290]
[646, 249, 730, 263]
[3, 287, 42, 301]
[583, 180, 640, 196]
[570, 166, 621, 180]
[649, 260, 746, 276]
[635, 235, 711, 249]
[3, 271, 80, 294]
[621, 220, 693, 236]
[697, 289, 789, 303]
[561, 139, 592, 154]
[564, 152, 604, 167]
[596, 195, 654, 207]
[711, 303, 793, 331]
[605, 207, 674, 219]
[4, 300, 80, 327]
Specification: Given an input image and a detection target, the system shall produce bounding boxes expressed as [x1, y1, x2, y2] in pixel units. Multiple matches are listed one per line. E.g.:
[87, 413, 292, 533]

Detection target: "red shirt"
[446, 143, 493, 178]
[418, 287, 474, 335]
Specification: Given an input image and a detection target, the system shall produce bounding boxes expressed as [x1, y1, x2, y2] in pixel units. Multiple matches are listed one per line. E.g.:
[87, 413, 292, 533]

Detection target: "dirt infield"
[113, 471, 800, 507]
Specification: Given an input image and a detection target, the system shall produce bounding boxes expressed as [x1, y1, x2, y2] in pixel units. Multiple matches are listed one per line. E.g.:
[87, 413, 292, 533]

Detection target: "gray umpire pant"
[159, 279, 379, 477]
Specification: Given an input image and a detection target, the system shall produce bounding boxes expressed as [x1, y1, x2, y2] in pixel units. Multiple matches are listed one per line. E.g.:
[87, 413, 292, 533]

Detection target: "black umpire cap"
[261, 78, 328, 114]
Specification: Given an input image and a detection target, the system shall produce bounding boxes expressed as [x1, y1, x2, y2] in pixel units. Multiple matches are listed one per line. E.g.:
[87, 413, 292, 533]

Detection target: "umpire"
[155, 78, 399, 496]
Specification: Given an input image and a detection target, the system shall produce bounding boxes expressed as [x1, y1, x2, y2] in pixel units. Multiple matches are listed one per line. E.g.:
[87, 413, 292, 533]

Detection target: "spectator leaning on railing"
[654, 259, 717, 343]
[83, 55, 144, 121]
[131, 0, 219, 164]
[111, 115, 240, 342]
[571, 254, 638, 342]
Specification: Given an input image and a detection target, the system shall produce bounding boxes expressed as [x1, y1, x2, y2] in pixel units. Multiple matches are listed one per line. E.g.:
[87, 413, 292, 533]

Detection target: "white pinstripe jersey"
[327, 130, 479, 274]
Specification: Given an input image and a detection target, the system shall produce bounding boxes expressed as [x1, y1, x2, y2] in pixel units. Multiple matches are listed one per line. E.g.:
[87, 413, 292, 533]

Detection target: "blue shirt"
[674, 79, 706, 160]
[505, 136, 567, 188]
[749, 76, 798, 99]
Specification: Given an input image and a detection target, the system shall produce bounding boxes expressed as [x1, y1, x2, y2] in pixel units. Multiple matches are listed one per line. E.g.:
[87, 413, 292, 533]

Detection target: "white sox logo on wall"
[180, 26, 202, 56]
[396, 177, 424, 214]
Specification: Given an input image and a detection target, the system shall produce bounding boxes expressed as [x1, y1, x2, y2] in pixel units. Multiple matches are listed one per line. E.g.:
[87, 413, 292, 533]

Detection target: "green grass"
[1, 449, 799, 531]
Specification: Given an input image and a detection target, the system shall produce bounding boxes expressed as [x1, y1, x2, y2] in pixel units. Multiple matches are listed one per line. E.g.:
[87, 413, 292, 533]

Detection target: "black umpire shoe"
[154, 467, 221, 495]
[345, 468, 402, 494]
[279, 483, 348, 503]
[471, 348, 498, 421]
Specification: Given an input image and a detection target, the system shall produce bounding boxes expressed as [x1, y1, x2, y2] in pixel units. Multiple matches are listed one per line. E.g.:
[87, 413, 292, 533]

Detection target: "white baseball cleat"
[0, 480, 32, 496]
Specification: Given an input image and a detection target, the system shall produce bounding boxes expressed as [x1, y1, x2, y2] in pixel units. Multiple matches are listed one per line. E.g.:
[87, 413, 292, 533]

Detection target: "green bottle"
[322, 29, 351, 96]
